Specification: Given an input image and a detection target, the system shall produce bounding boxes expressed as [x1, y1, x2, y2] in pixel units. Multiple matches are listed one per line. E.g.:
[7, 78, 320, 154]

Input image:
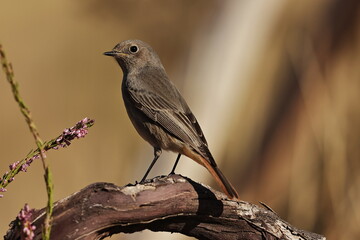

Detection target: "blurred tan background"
[1, 0, 359, 239]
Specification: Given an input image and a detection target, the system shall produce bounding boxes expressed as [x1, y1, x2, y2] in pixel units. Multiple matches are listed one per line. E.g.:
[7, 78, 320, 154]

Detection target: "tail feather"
[213, 165, 239, 199]
[204, 160, 239, 200]
[182, 146, 239, 199]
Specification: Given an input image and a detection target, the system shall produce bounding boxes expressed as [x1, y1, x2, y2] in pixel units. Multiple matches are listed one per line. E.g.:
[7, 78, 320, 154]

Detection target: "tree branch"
[5, 175, 325, 240]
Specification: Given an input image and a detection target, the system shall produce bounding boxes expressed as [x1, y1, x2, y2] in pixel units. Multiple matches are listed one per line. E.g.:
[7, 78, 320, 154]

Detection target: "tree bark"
[5, 175, 325, 240]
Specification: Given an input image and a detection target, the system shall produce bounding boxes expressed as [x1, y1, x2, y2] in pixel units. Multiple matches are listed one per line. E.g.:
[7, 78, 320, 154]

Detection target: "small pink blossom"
[55, 117, 94, 148]
[17, 204, 36, 240]
[9, 161, 20, 170]
[0, 188, 6, 197]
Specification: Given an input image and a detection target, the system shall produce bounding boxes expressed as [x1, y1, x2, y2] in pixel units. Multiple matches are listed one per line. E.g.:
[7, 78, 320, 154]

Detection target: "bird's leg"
[169, 153, 181, 175]
[140, 148, 162, 183]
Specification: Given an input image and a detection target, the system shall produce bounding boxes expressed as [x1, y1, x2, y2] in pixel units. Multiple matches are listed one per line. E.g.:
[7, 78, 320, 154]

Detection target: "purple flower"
[21, 163, 29, 172]
[55, 117, 94, 148]
[9, 161, 20, 170]
[20, 154, 38, 172]
[1, 117, 94, 192]
[17, 204, 36, 240]
[76, 128, 88, 138]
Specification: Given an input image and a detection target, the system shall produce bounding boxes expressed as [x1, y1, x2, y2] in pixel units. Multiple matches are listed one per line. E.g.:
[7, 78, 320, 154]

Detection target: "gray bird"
[104, 39, 238, 199]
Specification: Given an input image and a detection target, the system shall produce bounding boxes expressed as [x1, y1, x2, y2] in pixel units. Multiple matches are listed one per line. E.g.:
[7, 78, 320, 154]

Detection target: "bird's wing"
[128, 88, 216, 166]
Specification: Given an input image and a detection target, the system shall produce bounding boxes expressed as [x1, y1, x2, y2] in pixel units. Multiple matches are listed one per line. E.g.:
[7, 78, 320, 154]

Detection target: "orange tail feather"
[183, 147, 239, 199]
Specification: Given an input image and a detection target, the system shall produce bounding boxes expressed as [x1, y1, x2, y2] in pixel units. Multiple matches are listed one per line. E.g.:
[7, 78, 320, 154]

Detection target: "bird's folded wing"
[128, 89, 215, 165]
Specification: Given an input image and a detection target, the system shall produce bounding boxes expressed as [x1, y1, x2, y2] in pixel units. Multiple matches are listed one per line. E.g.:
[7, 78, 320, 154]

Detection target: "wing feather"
[128, 88, 215, 165]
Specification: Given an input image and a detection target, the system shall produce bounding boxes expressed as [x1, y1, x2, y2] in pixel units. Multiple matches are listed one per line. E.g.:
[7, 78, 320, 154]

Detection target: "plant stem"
[0, 44, 52, 239]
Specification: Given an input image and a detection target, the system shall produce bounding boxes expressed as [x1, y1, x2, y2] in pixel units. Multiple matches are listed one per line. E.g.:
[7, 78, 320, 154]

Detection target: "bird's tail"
[202, 158, 239, 200]
[183, 147, 239, 199]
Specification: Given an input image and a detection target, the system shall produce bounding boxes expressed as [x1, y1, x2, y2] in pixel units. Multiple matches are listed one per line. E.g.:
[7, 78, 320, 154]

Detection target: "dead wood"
[5, 175, 325, 240]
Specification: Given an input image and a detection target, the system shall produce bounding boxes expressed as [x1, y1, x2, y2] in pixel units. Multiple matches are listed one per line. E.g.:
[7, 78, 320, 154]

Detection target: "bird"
[104, 39, 239, 199]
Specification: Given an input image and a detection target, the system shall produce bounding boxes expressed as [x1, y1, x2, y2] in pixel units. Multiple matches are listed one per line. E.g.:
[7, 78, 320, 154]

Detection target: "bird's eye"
[129, 45, 138, 53]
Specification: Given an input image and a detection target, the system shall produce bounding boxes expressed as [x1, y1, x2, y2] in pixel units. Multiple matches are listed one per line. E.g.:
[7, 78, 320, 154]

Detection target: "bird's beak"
[103, 51, 117, 56]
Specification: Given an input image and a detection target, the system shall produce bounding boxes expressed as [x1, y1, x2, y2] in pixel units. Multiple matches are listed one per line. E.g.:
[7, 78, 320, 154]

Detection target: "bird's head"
[104, 39, 162, 74]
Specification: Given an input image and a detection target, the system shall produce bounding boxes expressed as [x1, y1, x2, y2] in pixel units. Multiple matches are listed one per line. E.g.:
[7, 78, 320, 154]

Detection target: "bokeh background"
[1, 0, 359, 239]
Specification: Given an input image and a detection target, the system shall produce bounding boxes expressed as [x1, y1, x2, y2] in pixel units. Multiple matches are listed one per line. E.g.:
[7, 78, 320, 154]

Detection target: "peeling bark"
[5, 175, 325, 240]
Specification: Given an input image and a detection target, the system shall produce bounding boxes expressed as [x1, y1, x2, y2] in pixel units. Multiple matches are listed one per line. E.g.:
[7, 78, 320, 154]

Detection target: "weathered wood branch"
[5, 175, 325, 240]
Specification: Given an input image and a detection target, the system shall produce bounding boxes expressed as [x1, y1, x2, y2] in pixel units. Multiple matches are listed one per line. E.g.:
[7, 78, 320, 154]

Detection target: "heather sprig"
[0, 117, 95, 191]
[0, 43, 53, 239]
[17, 204, 36, 240]
[0, 44, 94, 239]
[55, 117, 94, 147]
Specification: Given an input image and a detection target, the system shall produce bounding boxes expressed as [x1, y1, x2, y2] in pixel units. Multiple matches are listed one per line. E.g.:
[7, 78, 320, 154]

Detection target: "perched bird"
[104, 40, 238, 199]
